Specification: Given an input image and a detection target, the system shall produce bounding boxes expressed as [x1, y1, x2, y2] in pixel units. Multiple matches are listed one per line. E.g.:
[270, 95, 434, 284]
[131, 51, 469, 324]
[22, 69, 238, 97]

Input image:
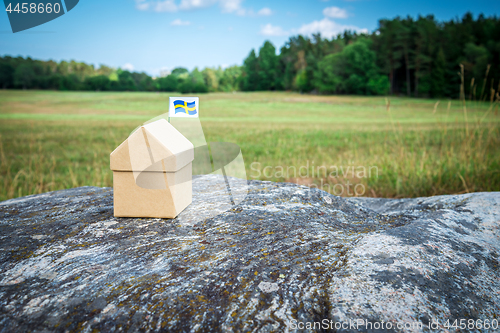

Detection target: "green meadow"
[0, 90, 499, 201]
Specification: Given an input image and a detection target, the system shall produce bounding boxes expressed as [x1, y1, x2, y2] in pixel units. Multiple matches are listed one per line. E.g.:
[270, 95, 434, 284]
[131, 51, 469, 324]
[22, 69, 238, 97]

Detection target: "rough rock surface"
[0, 176, 499, 332]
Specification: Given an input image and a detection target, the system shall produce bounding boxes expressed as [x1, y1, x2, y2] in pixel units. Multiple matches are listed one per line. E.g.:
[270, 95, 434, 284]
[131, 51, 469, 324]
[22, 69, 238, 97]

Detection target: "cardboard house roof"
[110, 119, 194, 173]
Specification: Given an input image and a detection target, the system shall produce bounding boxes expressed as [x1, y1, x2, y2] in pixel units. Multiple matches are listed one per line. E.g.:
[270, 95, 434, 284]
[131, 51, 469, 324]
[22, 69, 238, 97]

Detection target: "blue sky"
[1, 0, 499, 76]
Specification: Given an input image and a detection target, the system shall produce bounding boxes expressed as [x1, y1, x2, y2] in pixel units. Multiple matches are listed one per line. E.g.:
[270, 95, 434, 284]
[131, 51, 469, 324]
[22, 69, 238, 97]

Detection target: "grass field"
[0, 90, 499, 201]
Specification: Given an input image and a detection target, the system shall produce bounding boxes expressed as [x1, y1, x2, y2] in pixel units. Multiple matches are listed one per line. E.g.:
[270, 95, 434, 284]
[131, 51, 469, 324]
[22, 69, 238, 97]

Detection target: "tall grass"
[223, 67, 500, 198]
[293, 66, 499, 197]
[370, 68, 500, 197]
[0, 87, 498, 201]
[0, 120, 130, 201]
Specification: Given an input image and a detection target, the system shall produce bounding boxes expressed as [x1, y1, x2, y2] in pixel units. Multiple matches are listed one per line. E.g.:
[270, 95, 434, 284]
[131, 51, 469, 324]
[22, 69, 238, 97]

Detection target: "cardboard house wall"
[110, 119, 194, 218]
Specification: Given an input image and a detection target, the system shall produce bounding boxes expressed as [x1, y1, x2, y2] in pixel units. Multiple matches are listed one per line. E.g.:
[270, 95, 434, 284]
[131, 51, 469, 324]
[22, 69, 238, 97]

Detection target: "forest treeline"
[1, 13, 499, 98]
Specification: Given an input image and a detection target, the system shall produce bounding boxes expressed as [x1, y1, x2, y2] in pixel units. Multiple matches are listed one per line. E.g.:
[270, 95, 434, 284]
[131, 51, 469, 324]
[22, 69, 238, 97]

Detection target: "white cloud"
[122, 63, 135, 72]
[171, 19, 191, 25]
[323, 6, 348, 18]
[135, 0, 254, 15]
[154, 0, 178, 12]
[179, 0, 215, 10]
[296, 18, 365, 39]
[260, 23, 288, 37]
[159, 67, 171, 77]
[219, 0, 244, 14]
[257, 7, 272, 16]
[135, 0, 150, 10]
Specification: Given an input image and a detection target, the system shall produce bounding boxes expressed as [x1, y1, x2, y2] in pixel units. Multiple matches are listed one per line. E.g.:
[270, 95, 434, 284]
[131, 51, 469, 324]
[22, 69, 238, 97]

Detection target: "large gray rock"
[0, 176, 499, 332]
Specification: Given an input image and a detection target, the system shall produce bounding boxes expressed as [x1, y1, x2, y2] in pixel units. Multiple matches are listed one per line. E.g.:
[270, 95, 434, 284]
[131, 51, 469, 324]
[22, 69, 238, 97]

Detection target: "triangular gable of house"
[110, 119, 194, 172]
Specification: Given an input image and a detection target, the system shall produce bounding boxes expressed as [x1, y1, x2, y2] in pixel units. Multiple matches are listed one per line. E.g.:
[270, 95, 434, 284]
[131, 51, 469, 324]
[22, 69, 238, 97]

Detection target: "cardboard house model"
[110, 119, 194, 218]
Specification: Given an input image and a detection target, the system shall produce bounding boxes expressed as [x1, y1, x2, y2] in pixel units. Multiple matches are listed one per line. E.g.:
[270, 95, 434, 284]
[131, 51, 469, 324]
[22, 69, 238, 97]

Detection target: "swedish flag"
[174, 100, 197, 116]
